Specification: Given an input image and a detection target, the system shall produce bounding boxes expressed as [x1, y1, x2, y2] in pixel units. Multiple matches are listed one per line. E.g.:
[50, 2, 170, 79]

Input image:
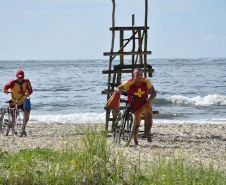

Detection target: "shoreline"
[0, 122, 225, 168]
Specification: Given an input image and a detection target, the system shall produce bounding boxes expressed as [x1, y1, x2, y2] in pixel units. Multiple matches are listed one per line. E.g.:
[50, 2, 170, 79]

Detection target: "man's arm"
[146, 86, 156, 103]
[25, 79, 33, 97]
[3, 80, 15, 94]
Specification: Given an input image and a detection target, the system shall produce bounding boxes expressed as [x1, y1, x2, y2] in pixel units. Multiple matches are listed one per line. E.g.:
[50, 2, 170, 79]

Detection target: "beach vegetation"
[0, 127, 225, 185]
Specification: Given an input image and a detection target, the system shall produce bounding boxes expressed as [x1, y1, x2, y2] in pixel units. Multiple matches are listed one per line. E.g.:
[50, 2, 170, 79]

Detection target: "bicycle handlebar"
[8, 92, 26, 100]
[122, 90, 147, 102]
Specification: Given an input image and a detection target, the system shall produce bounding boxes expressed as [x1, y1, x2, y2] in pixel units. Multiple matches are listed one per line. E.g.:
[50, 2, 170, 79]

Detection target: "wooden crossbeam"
[104, 51, 152, 56]
[104, 106, 159, 114]
[114, 64, 152, 69]
[102, 68, 154, 74]
[110, 26, 149, 31]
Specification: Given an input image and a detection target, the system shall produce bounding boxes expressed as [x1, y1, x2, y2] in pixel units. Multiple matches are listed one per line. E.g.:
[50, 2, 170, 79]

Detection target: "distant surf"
[166, 94, 226, 106]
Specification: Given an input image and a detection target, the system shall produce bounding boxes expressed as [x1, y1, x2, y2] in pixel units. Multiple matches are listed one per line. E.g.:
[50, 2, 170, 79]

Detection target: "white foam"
[167, 94, 226, 106]
[28, 112, 226, 125]
[153, 118, 226, 124]
[29, 112, 106, 123]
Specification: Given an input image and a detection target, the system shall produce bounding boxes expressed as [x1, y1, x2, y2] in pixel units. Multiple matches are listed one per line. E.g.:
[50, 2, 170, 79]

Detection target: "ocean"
[0, 58, 225, 124]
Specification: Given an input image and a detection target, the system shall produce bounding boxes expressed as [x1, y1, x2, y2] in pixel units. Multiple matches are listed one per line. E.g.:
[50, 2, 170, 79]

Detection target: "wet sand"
[0, 122, 225, 168]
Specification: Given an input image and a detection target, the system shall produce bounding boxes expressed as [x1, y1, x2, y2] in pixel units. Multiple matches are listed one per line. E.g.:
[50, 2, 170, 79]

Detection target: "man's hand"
[115, 88, 124, 94]
[115, 85, 125, 94]
[146, 86, 157, 103]
[146, 98, 152, 103]
[3, 90, 8, 94]
[25, 92, 30, 97]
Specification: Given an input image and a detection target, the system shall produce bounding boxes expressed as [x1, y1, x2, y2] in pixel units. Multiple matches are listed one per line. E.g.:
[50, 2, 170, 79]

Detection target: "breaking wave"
[167, 94, 226, 106]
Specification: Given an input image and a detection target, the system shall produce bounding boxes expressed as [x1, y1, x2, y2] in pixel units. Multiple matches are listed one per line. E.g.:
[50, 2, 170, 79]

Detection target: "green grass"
[0, 127, 225, 185]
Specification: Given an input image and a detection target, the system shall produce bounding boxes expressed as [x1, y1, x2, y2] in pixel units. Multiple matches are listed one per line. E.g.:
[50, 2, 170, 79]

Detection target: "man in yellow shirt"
[3, 70, 33, 127]
[116, 68, 156, 145]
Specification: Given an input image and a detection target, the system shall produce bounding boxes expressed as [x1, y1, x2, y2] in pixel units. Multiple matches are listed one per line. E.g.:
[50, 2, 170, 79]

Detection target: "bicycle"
[112, 90, 147, 147]
[0, 92, 27, 137]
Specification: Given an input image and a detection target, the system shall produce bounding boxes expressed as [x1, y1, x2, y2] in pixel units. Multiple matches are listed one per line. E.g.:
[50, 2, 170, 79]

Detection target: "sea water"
[0, 58, 225, 124]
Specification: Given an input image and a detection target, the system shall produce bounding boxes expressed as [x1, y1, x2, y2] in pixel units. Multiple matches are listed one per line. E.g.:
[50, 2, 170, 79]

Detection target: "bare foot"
[147, 135, 152, 143]
[134, 138, 138, 145]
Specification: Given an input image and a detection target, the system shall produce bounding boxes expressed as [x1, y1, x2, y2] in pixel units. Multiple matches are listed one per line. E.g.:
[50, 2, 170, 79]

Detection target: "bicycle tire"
[0, 110, 10, 136]
[12, 110, 26, 137]
[117, 112, 136, 147]
[112, 110, 124, 145]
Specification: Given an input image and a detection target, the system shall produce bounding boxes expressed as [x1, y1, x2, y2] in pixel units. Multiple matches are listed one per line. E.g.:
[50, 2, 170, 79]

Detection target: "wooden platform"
[110, 26, 149, 31]
[103, 51, 152, 56]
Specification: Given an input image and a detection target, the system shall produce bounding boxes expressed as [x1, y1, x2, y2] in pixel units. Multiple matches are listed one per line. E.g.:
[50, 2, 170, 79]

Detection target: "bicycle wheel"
[117, 112, 136, 147]
[112, 110, 124, 144]
[0, 110, 10, 136]
[12, 110, 26, 137]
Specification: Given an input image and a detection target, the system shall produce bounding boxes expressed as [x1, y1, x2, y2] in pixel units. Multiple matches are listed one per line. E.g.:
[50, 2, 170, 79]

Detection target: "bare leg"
[24, 110, 30, 125]
[134, 125, 139, 145]
[134, 111, 141, 145]
[144, 112, 153, 142]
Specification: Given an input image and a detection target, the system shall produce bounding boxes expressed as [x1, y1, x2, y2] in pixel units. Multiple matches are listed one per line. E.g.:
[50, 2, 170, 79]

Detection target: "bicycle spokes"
[0, 110, 10, 136]
[13, 110, 26, 137]
[112, 111, 136, 147]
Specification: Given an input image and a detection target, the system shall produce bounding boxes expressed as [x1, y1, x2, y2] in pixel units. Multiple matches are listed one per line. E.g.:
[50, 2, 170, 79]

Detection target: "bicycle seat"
[5, 100, 13, 104]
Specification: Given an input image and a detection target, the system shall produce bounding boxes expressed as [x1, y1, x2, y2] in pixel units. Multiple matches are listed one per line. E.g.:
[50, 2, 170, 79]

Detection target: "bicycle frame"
[9, 92, 25, 119]
[121, 91, 147, 130]
[111, 91, 147, 147]
[121, 97, 135, 130]
[0, 92, 26, 136]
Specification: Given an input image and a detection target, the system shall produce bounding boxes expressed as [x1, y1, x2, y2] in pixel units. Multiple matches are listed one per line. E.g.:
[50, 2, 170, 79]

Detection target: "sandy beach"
[0, 122, 225, 168]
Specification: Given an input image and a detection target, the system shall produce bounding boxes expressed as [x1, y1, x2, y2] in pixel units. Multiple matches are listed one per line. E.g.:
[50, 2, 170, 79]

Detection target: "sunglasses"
[18, 76, 24, 79]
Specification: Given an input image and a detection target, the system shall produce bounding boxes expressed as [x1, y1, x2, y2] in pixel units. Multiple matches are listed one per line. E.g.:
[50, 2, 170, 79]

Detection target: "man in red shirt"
[116, 68, 156, 145]
[3, 70, 33, 127]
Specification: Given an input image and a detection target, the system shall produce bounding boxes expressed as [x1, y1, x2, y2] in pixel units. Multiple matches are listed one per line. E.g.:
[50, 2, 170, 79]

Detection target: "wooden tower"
[102, 0, 158, 131]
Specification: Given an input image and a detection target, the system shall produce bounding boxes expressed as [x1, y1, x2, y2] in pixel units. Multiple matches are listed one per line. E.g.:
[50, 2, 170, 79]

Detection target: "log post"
[132, 14, 135, 70]
[144, 0, 148, 78]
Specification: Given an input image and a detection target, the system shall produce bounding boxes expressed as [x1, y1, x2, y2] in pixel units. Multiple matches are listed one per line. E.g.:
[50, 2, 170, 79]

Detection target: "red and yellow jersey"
[3, 79, 33, 106]
[122, 78, 152, 111]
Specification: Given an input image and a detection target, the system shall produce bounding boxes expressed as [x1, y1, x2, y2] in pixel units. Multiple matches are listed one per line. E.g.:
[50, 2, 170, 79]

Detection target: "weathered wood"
[132, 14, 135, 66]
[110, 26, 149, 31]
[145, 0, 148, 27]
[144, 0, 148, 78]
[102, 90, 114, 94]
[135, 30, 145, 65]
[114, 64, 152, 69]
[107, 83, 121, 87]
[104, 106, 159, 114]
[104, 51, 151, 56]
[123, 38, 139, 41]
[107, 0, 116, 103]
[120, 30, 124, 65]
[108, 31, 138, 63]
[111, 0, 116, 53]
[102, 68, 154, 74]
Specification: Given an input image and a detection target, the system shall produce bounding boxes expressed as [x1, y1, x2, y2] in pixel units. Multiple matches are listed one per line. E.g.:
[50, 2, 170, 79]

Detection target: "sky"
[0, 0, 226, 60]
